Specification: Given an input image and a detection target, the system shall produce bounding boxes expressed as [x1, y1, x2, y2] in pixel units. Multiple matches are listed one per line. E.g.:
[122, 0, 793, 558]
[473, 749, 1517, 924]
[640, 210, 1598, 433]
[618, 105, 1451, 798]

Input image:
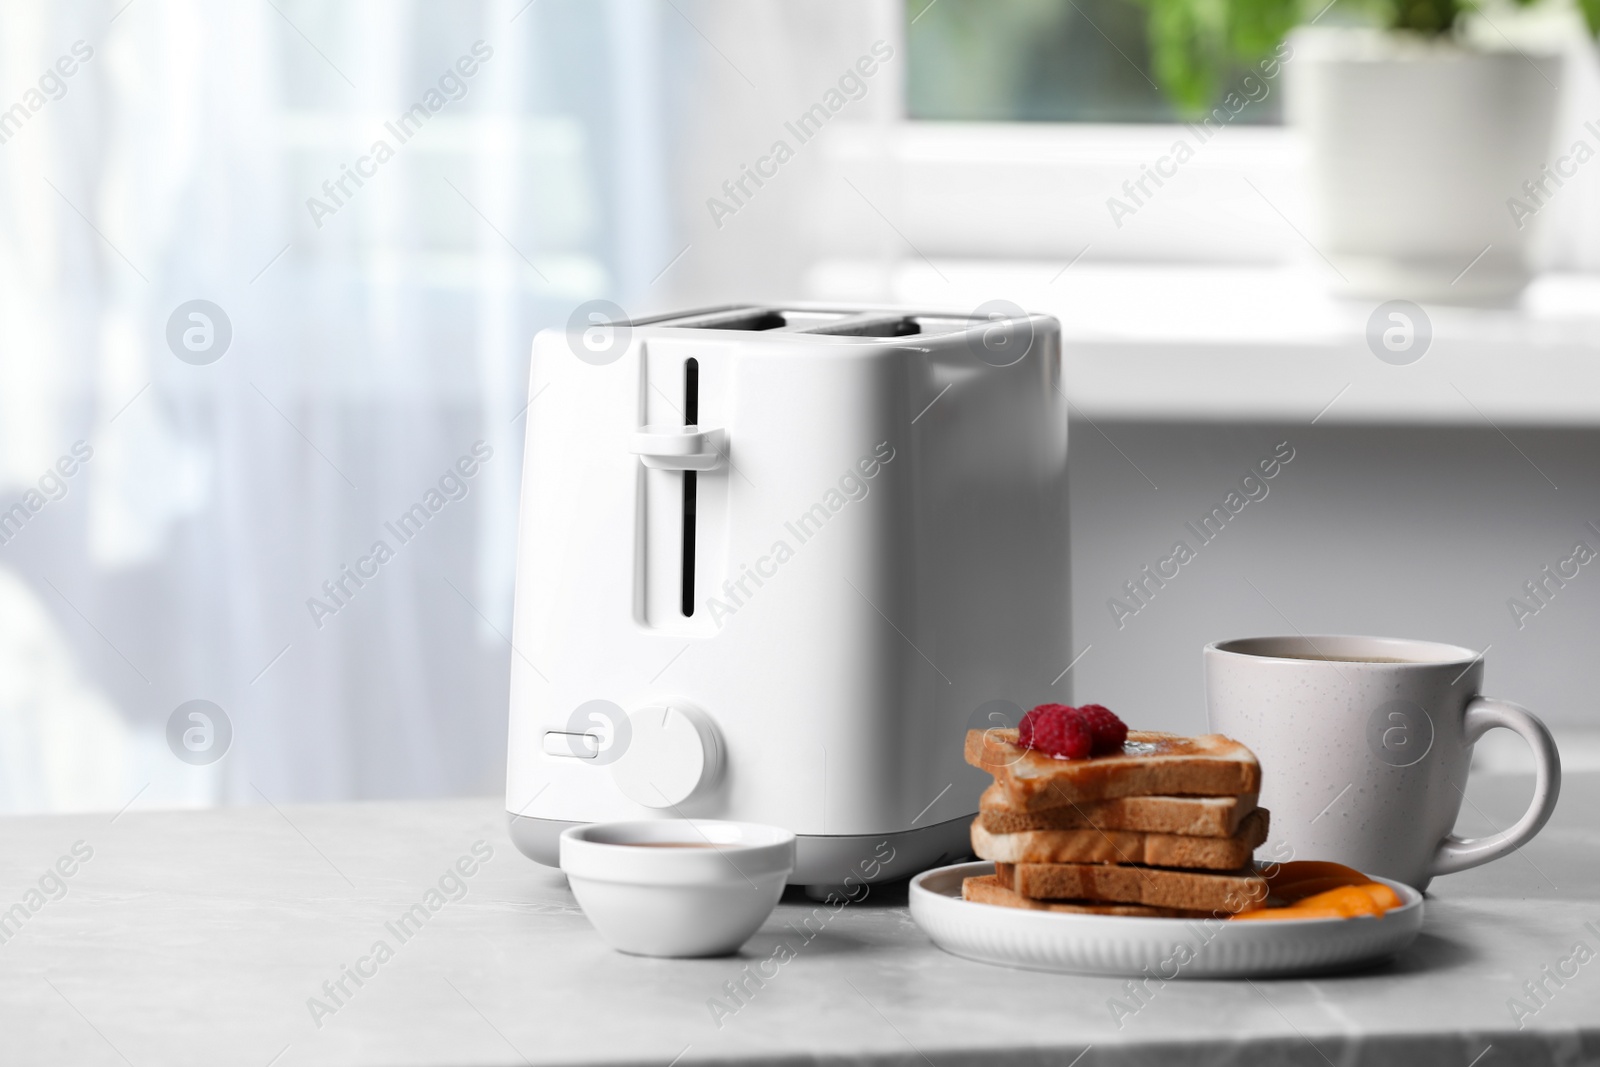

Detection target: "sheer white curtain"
[0, 0, 669, 811]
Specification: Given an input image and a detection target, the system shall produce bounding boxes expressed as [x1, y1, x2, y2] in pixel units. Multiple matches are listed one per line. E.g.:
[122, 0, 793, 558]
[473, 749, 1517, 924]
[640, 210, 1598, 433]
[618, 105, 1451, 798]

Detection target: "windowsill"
[806, 259, 1600, 426]
[820, 121, 1303, 263]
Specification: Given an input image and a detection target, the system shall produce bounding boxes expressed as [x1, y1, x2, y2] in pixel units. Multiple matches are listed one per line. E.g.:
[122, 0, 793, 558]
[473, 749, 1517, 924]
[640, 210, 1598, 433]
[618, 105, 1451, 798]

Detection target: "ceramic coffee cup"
[1205, 635, 1561, 890]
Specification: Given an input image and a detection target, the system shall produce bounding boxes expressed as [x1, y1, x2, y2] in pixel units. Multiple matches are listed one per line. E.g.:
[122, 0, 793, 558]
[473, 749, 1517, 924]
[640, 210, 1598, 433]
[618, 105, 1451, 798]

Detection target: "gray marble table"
[3, 772, 1598, 1067]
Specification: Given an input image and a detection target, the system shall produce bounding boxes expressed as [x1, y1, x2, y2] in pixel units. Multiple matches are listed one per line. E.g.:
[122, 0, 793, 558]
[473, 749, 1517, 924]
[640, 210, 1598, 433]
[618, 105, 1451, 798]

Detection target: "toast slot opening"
[680, 358, 699, 617]
[771, 311, 850, 331]
[696, 310, 786, 331]
[808, 316, 921, 337]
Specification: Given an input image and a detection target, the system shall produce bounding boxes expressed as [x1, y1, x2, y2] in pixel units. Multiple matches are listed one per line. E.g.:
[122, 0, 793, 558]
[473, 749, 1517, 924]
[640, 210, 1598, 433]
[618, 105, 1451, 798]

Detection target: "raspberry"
[1077, 704, 1129, 755]
[1017, 704, 1092, 760]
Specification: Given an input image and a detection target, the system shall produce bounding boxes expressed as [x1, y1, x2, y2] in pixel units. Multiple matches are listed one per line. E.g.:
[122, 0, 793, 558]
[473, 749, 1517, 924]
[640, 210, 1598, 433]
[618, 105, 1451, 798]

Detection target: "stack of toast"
[963, 728, 1271, 917]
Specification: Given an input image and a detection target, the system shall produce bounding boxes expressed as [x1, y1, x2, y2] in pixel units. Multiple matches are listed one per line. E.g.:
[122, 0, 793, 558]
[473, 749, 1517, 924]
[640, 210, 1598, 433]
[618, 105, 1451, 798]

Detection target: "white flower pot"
[1286, 27, 1561, 303]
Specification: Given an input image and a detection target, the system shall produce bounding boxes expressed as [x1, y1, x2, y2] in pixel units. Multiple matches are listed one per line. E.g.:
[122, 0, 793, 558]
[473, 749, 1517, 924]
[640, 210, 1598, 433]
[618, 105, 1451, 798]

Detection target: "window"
[906, 0, 1281, 124]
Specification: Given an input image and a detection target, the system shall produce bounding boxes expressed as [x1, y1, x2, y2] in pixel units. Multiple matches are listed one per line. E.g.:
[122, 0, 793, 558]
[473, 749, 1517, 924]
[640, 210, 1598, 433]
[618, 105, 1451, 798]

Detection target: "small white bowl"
[559, 820, 795, 957]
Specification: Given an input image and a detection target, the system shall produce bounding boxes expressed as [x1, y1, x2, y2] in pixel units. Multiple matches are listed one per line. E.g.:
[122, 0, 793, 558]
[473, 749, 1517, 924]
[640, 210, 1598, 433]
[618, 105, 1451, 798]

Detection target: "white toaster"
[506, 304, 1069, 891]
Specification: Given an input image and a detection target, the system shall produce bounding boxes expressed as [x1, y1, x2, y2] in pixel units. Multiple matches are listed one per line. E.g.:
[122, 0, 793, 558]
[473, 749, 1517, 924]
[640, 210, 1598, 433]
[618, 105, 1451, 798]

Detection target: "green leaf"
[1134, 0, 1298, 117]
[1577, 0, 1600, 33]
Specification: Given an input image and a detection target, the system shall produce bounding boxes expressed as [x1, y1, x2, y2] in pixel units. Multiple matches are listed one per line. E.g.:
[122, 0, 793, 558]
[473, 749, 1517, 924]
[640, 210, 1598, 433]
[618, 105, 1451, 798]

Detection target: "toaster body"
[506, 305, 1069, 889]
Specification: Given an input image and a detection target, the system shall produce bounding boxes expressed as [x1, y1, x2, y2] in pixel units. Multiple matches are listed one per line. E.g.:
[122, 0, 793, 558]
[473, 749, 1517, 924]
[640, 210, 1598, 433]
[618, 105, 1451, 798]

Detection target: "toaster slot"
[804, 315, 920, 337]
[651, 307, 786, 331]
[770, 310, 850, 331]
[695, 309, 786, 331]
[681, 358, 699, 617]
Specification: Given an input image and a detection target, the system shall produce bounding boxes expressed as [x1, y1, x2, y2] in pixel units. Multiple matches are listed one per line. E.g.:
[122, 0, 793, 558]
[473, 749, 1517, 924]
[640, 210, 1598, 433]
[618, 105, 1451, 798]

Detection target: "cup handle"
[1429, 697, 1562, 878]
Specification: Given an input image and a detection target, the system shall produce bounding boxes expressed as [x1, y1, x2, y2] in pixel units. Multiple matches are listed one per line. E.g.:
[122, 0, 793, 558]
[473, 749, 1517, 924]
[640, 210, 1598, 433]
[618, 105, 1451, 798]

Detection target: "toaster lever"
[629, 425, 726, 471]
[541, 730, 602, 759]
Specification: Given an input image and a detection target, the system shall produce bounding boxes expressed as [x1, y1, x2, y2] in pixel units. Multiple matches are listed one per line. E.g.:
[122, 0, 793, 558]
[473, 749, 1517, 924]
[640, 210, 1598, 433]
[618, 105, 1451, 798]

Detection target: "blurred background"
[3, 0, 1599, 814]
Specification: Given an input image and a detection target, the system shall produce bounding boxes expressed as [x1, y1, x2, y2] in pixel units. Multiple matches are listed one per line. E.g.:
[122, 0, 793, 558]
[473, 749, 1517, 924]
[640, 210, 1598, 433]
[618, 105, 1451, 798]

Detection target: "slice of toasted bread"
[971, 808, 1270, 870]
[979, 783, 1259, 837]
[966, 729, 1260, 809]
[962, 875, 1212, 917]
[994, 861, 1267, 914]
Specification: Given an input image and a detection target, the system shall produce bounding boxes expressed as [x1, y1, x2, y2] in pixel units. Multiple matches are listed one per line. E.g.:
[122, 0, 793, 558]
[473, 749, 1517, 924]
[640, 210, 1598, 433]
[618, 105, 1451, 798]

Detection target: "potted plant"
[1138, 0, 1594, 301]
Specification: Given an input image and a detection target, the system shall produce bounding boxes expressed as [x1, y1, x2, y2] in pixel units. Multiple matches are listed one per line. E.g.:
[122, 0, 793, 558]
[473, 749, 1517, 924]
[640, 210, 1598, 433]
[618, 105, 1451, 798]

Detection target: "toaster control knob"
[611, 704, 721, 808]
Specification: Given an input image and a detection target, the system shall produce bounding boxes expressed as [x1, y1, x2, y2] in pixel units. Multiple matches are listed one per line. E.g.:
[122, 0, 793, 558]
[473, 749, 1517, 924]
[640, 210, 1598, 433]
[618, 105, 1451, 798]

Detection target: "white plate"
[910, 861, 1424, 978]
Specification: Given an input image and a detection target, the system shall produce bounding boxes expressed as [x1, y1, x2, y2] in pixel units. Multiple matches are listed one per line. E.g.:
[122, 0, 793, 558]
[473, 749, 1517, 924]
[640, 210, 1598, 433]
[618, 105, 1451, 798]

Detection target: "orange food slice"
[1265, 861, 1371, 890]
[1232, 864, 1403, 920]
[1353, 882, 1402, 910]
